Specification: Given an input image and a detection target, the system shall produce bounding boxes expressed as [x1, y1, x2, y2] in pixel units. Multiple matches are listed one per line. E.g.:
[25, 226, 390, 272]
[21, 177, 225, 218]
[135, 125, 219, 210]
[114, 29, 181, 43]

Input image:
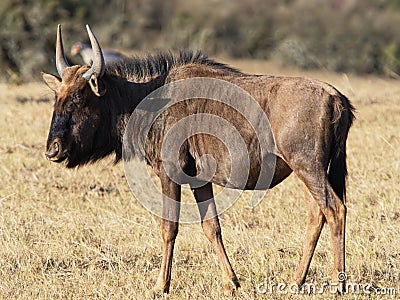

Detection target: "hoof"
[332, 275, 347, 294]
[152, 289, 169, 299]
[289, 274, 305, 287]
[223, 278, 240, 296]
[153, 280, 170, 298]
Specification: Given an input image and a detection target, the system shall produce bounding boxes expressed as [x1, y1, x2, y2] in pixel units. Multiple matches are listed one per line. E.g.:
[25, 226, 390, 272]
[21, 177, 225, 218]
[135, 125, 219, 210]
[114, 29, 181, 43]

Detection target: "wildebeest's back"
[145, 63, 351, 189]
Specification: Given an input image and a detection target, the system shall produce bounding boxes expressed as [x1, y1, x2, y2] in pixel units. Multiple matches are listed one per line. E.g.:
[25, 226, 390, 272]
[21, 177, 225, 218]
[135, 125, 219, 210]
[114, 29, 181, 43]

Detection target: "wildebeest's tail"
[328, 93, 355, 202]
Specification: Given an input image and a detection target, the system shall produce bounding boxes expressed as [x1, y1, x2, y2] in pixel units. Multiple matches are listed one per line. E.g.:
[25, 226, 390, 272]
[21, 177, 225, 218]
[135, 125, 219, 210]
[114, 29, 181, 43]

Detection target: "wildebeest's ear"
[88, 73, 106, 97]
[42, 72, 62, 92]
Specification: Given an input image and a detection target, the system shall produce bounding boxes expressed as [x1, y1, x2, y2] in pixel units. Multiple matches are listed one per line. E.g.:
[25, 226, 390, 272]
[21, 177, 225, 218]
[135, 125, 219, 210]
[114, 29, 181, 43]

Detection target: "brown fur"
[43, 50, 355, 294]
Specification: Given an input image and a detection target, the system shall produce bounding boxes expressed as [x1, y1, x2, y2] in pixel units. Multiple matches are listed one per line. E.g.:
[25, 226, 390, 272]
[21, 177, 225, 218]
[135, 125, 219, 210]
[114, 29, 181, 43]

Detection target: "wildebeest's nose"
[45, 139, 61, 160]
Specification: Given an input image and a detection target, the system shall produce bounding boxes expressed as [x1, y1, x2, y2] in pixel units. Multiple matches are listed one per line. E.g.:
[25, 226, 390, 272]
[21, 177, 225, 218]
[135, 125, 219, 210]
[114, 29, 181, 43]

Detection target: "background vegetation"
[2, 0, 400, 82]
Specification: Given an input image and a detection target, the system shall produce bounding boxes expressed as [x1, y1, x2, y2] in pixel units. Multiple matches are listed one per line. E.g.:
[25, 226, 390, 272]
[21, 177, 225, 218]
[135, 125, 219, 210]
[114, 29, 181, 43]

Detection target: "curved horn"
[56, 24, 70, 77]
[82, 24, 105, 80]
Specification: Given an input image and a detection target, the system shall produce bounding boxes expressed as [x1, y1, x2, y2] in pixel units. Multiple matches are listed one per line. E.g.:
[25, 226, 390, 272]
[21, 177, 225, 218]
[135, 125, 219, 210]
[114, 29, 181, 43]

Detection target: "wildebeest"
[42, 25, 355, 294]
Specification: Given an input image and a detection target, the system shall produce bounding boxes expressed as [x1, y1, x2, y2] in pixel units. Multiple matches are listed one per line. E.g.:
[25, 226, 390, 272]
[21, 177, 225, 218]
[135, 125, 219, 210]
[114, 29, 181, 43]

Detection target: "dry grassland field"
[0, 59, 399, 299]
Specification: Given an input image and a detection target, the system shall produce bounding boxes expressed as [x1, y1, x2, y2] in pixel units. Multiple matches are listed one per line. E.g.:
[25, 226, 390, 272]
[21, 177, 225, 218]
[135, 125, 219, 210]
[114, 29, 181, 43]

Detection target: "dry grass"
[0, 60, 399, 299]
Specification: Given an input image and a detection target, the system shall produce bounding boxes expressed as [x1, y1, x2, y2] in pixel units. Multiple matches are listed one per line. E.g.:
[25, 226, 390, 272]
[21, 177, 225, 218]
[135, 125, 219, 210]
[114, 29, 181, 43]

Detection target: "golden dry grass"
[0, 60, 399, 299]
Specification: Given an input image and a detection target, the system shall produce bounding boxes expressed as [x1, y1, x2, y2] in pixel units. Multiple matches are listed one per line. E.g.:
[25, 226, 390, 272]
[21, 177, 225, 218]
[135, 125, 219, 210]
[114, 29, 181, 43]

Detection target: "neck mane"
[99, 50, 242, 164]
[105, 50, 242, 83]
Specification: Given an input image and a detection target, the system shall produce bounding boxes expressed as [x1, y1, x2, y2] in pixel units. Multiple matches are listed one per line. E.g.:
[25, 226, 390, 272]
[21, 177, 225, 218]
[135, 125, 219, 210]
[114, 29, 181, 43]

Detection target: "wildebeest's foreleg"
[292, 186, 326, 285]
[192, 182, 240, 295]
[154, 174, 181, 294]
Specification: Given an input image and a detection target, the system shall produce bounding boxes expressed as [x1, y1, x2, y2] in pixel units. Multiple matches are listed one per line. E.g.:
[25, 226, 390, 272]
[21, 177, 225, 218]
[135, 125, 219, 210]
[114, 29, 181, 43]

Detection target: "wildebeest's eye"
[64, 93, 83, 112]
[72, 92, 84, 106]
[65, 101, 77, 113]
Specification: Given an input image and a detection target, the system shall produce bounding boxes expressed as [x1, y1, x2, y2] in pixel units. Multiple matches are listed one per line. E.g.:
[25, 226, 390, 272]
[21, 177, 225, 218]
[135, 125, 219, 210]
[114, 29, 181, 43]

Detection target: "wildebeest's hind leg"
[192, 182, 240, 295]
[292, 186, 326, 285]
[294, 170, 346, 292]
[154, 173, 181, 294]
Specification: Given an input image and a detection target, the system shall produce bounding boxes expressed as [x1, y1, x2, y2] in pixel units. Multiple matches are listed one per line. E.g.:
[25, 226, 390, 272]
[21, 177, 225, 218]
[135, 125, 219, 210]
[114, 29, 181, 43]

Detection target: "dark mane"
[106, 50, 243, 81]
